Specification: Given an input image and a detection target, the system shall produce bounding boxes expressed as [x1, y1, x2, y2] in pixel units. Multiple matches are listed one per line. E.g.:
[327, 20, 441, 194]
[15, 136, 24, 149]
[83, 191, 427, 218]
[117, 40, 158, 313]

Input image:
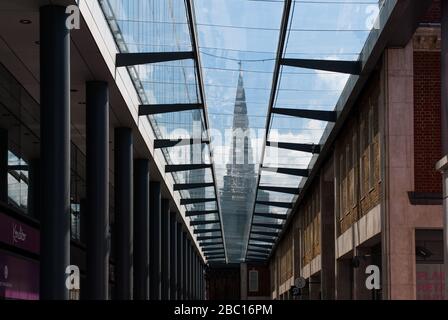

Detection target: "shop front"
[0, 207, 40, 300]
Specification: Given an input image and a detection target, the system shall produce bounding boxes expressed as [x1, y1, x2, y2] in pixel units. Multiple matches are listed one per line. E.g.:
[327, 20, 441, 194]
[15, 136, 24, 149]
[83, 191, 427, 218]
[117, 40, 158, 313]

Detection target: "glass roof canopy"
[98, 0, 385, 264]
[99, 0, 226, 261]
[243, 0, 384, 261]
[192, 0, 383, 263]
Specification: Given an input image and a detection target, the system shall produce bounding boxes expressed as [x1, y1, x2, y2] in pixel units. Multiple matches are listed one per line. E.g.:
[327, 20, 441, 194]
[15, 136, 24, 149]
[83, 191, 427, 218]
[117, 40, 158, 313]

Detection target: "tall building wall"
[268, 19, 445, 300]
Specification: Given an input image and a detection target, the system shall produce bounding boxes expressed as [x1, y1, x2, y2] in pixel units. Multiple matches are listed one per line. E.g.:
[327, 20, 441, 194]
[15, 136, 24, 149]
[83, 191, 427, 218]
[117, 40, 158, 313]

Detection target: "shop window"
[70, 144, 86, 242]
[346, 143, 350, 213]
[339, 154, 344, 220]
[368, 105, 375, 190]
[360, 121, 365, 197]
[7, 151, 29, 213]
[70, 203, 81, 241]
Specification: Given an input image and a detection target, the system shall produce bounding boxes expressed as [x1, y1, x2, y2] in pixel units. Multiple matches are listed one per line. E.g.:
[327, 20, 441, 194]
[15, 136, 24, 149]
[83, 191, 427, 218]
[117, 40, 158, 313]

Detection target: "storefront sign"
[416, 264, 445, 300]
[0, 250, 39, 300]
[0, 212, 39, 255]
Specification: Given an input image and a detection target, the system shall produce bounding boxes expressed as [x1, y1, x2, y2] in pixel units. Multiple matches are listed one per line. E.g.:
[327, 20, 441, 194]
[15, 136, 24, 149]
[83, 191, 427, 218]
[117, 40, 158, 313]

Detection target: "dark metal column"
[193, 251, 199, 300]
[191, 250, 195, 300]
[320, 172, 335, 300]
[198, 257, 202, 299]
[40, 5, 70, 300]
[133, 159, 150, 300]
[200, 263, 204, 300]
[161, 199, 170, 300]
[169, 211, 177, 300]
[176, 222, 183, 300]
[196, 254, 199, 300]
[185, 241, 189, 300]
[0, 129, 7, 202]
[150, 181, 161, 300]
[183, 232, 189, 300]
[85, 81, 110, 300]
[114, 128, 133, 300]
[192, 252, 196, 300]
[202, 263, 205, 300]
[28, 159, 41, 220]
[189, 242, 193, 299]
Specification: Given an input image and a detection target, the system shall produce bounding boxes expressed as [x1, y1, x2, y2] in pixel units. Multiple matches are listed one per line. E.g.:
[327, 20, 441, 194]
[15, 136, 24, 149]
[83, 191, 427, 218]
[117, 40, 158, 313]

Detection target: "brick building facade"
[268, 1, 445, 300]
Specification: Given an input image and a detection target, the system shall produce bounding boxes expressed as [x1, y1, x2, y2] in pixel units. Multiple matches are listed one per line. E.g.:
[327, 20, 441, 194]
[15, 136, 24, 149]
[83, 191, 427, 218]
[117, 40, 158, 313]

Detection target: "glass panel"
[99, 0, 216, 204]
[195, 0, 284, 262]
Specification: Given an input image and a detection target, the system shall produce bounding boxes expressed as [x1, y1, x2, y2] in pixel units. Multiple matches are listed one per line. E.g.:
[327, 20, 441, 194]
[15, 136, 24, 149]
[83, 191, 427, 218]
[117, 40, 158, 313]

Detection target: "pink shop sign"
[0, 250, 39, 300]
[0, 212, 40, 255]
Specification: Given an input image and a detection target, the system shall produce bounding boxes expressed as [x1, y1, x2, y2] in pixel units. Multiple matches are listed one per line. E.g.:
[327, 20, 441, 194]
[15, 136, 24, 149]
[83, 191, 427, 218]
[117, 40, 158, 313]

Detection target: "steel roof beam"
[266, 141, 320, 154]
[262, 166, 310, 177]
[193, 228, 221, 235]
[174, 182, 214, 191]
[197, 235, 221, 241]
[181, 198, 216, 205]
[190, 220, 220, 226]
[247, 253, 269, 258]
[166, 164, 212, 173]
[245, 258, 267, 263]
[116, 51, 194, 67]
[202, 248, 224, 253]
[206, 256, 225, 260]
[248, 243, 273, 250]
[251, 231, 279, 237]
[139, 103, 202, 115]
[272, 108, 337, 122]
[253, 212, 287, 220]
[247, 255, 269, 260]
[249, 236, 276, 243]
[154, 138, 209, 149]
[185, 210, 219, 217]
[205, 251, 225, 256]
[281, 58, 362, 75]
[256, 201, 293, 209]
[258, 186, 300, 194]
[200, 242, 223, 248]
[252, 223, 283, 230]
[247, 248, 271, 255]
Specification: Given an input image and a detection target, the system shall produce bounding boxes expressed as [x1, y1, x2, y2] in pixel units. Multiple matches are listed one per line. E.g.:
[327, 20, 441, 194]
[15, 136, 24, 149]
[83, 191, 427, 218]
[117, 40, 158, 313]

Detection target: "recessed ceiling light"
[20, 19, 32, 25]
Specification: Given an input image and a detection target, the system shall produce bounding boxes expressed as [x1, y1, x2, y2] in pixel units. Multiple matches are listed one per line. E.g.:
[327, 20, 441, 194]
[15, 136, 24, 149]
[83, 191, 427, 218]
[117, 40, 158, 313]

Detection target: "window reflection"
[7, 151, 28, 213]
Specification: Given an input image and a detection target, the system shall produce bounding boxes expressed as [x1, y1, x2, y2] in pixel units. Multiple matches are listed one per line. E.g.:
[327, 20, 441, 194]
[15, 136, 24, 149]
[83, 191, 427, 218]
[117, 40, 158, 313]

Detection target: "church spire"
[233, 61, 248, 130]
